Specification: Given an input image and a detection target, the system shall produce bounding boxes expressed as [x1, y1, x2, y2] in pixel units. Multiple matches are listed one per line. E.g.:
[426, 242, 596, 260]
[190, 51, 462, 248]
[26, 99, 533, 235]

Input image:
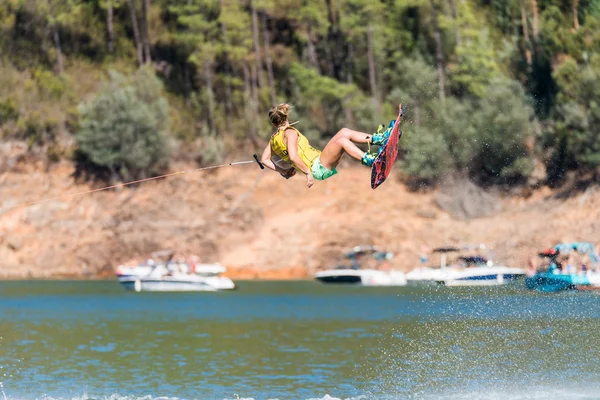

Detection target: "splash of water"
[0, 381, 7, 400]
[0, 333, 6, 400]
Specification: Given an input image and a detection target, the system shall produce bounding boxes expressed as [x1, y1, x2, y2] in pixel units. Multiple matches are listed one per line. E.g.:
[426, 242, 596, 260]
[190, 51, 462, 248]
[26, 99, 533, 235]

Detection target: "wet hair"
[268, 103, 290, 128]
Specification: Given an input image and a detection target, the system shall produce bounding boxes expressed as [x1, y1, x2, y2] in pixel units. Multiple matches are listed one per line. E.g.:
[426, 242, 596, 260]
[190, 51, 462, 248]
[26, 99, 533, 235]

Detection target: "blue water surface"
[1, 281, 600, 400]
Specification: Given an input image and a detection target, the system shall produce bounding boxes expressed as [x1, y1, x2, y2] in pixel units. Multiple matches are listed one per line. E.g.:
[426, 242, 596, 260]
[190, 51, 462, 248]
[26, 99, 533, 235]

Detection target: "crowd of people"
[527, 245, 600, 277]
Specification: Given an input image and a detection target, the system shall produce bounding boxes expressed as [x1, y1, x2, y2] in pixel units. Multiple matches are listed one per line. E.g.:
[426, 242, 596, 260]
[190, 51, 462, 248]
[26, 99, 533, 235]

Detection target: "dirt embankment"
[1, 161, 599, 279]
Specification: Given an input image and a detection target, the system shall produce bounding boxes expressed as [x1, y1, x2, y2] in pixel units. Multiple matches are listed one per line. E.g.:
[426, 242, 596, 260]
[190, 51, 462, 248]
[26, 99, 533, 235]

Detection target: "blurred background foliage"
[0, 0, 598, 186]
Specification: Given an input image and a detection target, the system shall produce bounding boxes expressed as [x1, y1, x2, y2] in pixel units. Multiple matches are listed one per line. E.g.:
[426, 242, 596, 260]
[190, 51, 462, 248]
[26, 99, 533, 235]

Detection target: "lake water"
[2, 281, 600, 400]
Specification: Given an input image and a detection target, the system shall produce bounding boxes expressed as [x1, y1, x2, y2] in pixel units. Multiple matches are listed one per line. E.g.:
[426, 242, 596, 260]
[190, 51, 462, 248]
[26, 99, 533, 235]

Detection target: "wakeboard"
[371, 104, 404, 189]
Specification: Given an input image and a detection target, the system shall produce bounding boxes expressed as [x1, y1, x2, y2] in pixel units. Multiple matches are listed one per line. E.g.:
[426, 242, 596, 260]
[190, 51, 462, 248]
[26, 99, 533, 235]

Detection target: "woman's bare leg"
[319, 128, 372, 170]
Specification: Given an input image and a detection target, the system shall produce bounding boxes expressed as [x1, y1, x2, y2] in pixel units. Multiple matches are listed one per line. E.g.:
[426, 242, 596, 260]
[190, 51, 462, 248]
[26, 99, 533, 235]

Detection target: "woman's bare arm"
[261, 141, 297, 179]
[284, 129, 311, 175]
[260, 143, 278, 172]
[285, 129, 314, 188]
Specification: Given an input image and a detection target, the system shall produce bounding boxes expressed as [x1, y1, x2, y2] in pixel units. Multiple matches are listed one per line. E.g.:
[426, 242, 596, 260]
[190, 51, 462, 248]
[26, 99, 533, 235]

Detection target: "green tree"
[76, 68, 171, 181]
[340, 0, 385, 106]
[549, 55, 600, 178]
[395, 68, 534, 185]
[401, 125, 452, 185]
[170, 0, 220, 134]
[447, 1, 503, 97]
[468, 78, 535, 184]
[386, 56, 438, 128]
[288, 62, 360, 141]
[5, 0, 600, 189]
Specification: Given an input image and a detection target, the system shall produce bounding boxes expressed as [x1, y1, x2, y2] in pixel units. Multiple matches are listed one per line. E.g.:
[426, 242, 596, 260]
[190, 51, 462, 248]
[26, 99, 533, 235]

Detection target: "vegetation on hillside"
[0, 0, 599, 186]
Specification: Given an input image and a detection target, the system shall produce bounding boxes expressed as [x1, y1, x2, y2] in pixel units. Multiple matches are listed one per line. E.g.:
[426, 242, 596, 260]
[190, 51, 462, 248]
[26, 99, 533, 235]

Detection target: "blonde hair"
[268, 103, 290, 128]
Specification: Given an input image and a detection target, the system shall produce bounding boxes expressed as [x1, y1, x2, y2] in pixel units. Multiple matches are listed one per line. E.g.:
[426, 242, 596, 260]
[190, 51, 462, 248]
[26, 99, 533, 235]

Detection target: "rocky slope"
[1, 160, 599, 279]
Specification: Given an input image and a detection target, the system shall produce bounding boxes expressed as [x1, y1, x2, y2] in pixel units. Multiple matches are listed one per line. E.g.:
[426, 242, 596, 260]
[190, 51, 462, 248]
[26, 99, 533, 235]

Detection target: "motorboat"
[406, 247, 457, 285]
[442, 255, 526, 286]
[314, 268, 408, 286]
[314, 245, 407, 286]
[406, 245, 526, 286]
[525, 242, 600, 292]
[116, 250, 235, 292]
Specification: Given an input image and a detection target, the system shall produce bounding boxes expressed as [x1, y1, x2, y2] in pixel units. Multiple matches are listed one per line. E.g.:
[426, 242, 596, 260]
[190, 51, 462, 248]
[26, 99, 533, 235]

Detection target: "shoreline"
[0, 268, 316, 281]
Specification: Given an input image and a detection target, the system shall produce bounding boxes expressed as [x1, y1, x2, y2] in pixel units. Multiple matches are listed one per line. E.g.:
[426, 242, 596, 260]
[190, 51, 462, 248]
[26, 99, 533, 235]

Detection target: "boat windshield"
[427, 244, 495, 269]
[457, 256, 488, 266]
[336, 246, 393, 270]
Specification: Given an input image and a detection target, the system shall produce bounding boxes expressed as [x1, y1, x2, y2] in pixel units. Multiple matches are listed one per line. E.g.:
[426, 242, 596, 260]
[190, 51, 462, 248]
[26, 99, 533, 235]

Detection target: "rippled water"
[2, 281, 600, 399]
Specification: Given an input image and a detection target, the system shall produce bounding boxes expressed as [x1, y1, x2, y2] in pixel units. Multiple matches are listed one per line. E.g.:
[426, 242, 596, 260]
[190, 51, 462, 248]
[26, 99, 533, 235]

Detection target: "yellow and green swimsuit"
[269, 126, 338, 181]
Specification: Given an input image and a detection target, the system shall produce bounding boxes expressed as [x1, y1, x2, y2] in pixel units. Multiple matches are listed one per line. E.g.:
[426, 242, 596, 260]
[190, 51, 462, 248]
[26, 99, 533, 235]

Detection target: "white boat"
[314, 268, 407, 286]
[406, 247, 459, 285]
[406, 245, 526, 287]
[116, 251, 235, 292]
[314, 246, 407, 287]
[442, 263, 527, 286]
[405, 266, 446, 285]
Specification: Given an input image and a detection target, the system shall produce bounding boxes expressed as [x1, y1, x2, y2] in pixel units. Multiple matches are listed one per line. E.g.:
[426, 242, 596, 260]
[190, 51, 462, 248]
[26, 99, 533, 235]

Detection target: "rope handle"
[253, 154, 265, 170]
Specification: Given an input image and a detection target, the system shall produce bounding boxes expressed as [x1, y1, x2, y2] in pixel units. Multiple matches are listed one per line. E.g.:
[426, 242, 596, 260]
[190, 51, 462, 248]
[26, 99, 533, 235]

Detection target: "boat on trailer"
[314, 245, 407, 286]
[116, 250, 235, 292]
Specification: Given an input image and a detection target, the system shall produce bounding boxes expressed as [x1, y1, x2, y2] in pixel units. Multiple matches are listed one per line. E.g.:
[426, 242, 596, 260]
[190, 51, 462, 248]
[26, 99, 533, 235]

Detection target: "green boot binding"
[361, 152, 377, 167]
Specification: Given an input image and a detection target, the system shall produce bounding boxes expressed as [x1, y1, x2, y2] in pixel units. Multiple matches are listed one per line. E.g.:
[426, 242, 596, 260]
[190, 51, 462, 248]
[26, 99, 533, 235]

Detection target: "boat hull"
[524, 272, 599, 293]
[116, 262, 235, 292]
[314, 269, 407, 287]
[118, 276, 235, 292]
[315, 275, 362, 284]
[405, 267, 444, 286]
[444, 273, 523, 286]
[407, 266, 525, 287]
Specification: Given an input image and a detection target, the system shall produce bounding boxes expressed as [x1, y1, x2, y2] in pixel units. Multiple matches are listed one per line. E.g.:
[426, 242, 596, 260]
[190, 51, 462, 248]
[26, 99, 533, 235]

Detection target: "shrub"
[551, 55, 600, 176]
[75, 68, 171, 181]
[397, 78, 535, 186]
[289, 62, 359, 138]
[468, 78, 535, 184]
[401, 125, 451, 186]
[0, 98, 18, 124]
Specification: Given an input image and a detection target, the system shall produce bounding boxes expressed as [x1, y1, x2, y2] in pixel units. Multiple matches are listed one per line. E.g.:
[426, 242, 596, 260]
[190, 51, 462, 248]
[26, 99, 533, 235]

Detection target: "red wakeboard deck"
[371, 104, 403, 189]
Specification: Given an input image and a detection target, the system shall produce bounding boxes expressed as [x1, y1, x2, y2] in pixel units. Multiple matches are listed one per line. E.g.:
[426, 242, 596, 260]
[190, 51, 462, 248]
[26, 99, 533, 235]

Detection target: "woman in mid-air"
[260, 103, 399, 188]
